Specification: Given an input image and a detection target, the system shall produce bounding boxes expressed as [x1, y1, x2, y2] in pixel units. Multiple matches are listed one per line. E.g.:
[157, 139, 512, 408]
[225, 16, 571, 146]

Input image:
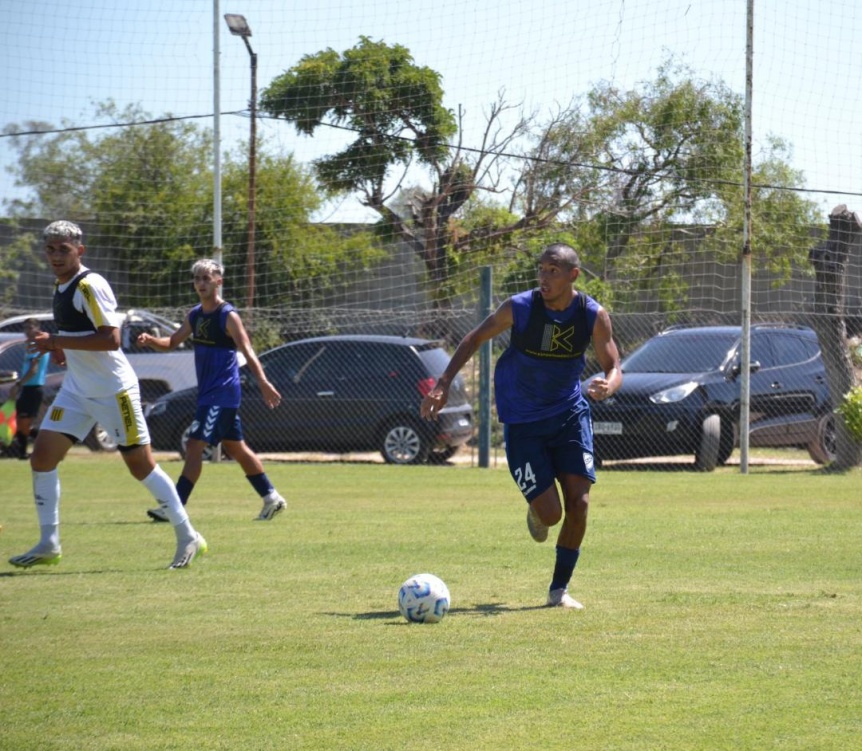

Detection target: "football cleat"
[526, 504, 549, 543]
[546, 587, 584, 609]
[9, 548, 62, 568]
[168, 533, 208, 569]
[256, 491, 286, 521]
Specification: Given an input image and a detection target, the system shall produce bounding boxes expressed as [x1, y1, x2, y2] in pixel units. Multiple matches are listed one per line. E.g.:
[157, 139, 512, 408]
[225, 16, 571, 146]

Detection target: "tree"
[515, 59, 821, 310]
[3, 101, 382, 310]
[261, 38, 535, 306]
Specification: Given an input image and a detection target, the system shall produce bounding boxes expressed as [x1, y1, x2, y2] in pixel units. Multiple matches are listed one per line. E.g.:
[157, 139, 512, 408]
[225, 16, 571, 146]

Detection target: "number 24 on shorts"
[514, 462, 537, 496]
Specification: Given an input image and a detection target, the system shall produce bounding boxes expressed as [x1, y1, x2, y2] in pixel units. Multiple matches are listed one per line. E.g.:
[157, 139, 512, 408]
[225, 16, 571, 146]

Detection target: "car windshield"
[623, 332, 738, 373]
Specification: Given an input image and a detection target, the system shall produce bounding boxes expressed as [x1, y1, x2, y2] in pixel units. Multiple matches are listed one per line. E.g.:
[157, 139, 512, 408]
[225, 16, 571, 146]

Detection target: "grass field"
[1, 453, 860, 750]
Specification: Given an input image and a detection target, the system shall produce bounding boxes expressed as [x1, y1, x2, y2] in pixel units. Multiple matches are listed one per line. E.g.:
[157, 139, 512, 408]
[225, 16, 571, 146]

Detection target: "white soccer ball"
[398, 573, 451, 624]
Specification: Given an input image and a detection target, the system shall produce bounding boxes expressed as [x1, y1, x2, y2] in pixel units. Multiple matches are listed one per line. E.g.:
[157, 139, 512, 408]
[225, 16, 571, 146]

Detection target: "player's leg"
[504, 421, 561, 542]
[99, 387, 207, 569]
[222, 431, 287, 520]
[9, 392, 82, 568]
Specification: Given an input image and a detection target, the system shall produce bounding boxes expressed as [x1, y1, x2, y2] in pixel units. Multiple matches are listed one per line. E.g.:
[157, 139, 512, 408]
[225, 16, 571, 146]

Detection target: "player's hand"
[586, 377, 612, 401]
[51, 348, 66, 367]
[420, 386, 448, 420]
[137, 333, 153, 347]
[260, 380, 282, 409]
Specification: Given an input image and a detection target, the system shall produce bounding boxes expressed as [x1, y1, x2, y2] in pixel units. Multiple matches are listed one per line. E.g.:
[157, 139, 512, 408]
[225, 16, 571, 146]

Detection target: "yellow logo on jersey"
[196, 318, 211, 341]
[546, 324, 574, 353]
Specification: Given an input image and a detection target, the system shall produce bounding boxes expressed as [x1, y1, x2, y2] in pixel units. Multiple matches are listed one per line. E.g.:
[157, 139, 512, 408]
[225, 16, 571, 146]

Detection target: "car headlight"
[649, 381, 699, 404]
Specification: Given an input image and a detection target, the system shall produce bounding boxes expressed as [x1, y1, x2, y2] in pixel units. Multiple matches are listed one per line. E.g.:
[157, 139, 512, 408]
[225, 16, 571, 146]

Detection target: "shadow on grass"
[331, 602, 550, 621]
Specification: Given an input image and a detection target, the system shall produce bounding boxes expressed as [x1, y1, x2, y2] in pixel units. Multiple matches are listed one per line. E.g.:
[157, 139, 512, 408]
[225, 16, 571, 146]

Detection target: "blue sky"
[2, 0, 861, 223]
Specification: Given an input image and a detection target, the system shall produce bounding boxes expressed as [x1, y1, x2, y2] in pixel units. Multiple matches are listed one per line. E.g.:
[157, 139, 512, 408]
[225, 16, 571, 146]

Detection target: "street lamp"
[224, 13, 257, 312]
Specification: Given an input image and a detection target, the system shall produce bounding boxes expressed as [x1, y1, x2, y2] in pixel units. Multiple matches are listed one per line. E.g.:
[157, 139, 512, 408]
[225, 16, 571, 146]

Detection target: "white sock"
[142, 466, 195, 541]
[33, 469, 60, 550]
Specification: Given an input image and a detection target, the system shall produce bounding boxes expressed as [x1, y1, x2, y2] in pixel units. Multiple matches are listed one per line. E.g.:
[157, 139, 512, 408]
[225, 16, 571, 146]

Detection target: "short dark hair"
[542, 243, 580, 270]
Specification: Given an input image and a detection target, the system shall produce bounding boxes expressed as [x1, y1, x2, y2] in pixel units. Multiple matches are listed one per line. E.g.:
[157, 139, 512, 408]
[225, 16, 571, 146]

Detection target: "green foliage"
[2, 458, 861, 749]
[3, 101, 384, 310]
[836, 385, 862, 442]
[0, 222, 40, 307]
[261, 36, 457, 193]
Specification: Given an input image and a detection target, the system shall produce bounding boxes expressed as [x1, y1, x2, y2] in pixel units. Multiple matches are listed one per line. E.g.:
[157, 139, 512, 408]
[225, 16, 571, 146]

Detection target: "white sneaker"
[546, 587, 584, 609]
[169, 533, 208, 569]
[9, 546, 62, 568]
[526, 504, 549, 542]
[147, 506, 170, 522]
[257, 491, 286, 521]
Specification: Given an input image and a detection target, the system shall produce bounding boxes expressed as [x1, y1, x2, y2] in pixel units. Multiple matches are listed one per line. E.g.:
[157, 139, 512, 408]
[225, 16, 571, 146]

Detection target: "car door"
[747, 330, 819, 445]
[242, 342, 333, 451]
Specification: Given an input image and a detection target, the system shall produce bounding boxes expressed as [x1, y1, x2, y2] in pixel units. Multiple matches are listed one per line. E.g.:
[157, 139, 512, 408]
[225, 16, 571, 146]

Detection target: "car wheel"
[380, 420, 431, 464]
[807, 413, 837, 465]
[82, 423, 119, 452]
[694, 414, 721, 471]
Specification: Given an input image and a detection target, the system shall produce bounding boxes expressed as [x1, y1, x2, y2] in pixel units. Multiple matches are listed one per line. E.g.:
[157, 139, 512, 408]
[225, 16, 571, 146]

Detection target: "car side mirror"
[730, 360, 761, 378]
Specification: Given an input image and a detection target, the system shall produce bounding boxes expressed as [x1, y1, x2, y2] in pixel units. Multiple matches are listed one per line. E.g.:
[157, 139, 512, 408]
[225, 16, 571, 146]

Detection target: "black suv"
[144, 335, 474, 464]
[586, 324, 835, 470]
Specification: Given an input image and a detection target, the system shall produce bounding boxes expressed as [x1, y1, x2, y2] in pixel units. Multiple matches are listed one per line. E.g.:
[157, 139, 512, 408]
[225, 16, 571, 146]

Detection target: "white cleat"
[256, 491, 286, 521]
[169, 533, 208, 569]
[526, 504, 549, 542]
[546, 588, 584, 609]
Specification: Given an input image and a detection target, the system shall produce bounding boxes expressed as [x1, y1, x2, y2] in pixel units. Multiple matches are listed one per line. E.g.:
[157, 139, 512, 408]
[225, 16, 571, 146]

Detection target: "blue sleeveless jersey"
[189, 302, 241, 408]
[494, 289, 599, 424]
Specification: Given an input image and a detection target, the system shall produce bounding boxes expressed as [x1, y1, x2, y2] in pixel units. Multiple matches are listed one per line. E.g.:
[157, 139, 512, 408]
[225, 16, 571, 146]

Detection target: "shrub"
[836, 385, 862, 442]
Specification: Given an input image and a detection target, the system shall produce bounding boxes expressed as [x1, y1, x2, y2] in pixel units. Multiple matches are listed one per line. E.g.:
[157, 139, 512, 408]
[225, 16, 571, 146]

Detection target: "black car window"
[417, 347, 451, 377]
[623, 333, 738, 373]
[771, 333, 818, 366]
[750, 334, 776, 369]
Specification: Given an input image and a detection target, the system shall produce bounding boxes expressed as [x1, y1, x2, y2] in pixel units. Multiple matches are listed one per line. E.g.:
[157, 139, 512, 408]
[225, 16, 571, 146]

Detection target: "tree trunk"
[808, 204, 862, 469]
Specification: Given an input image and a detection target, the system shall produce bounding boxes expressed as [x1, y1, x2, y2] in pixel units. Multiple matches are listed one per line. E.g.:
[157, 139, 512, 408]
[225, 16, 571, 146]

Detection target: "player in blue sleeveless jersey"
[421, 243, 622, 609]
[9, 221, 207, 570]
[137, 259, 286, 522]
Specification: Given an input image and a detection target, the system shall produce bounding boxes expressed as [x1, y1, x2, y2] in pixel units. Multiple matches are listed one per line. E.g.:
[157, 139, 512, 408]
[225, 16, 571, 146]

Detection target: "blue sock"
[176, 475, 195, 506]
[550, 545, 581, 592]
[246, 472, 274, 498]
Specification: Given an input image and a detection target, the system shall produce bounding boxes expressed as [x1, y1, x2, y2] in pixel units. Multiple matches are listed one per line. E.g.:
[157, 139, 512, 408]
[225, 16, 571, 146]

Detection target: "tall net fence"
[1, 0, 861, 466]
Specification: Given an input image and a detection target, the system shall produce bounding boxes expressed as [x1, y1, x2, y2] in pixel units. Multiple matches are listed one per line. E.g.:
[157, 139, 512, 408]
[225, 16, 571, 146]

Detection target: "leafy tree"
[3, 101, 382, 309]
[261, 37, 533, 305]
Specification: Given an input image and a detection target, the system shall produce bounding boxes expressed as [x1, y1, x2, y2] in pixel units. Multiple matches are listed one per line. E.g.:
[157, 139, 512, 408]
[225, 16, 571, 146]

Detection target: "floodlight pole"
[225, 14, 257, 314]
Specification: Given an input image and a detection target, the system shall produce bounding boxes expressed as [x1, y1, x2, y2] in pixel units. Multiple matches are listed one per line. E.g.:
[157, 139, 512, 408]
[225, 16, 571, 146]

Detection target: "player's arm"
[137, 317, 193, 352]
[421, 299, 514, 420]
[31, 325, 120, 354]
[585, 306, 622, 402]
[225, 311, 282, 409]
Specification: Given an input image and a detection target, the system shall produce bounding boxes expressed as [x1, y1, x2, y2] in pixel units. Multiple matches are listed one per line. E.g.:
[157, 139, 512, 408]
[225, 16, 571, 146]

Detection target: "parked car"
[585, 324, 835, 470]
[0, 336, 112, 452]
[144, 335, 475, 464]
[0, 309, 197, 404]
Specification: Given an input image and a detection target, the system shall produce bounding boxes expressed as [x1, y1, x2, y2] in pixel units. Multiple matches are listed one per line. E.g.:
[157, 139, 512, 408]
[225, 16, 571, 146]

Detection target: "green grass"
[1, 454, 860, 750]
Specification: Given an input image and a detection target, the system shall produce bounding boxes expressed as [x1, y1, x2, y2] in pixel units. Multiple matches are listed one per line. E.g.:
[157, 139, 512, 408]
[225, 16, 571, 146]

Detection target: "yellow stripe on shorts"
[50, 406, 64, 423]
[116, 390, 139, 444]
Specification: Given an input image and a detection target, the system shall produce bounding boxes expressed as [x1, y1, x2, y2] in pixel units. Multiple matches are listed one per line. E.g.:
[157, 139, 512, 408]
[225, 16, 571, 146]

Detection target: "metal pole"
[478, 267, 493, 468]
[212, 0, 223, 266]
[247, 45, 257, 313]
[739, 0, 754, 474]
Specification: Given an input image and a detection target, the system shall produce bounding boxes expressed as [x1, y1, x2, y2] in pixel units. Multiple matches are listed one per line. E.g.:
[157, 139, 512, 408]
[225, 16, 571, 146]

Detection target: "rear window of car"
[416, 346, 451, 377]
[624, 333, 738, 374]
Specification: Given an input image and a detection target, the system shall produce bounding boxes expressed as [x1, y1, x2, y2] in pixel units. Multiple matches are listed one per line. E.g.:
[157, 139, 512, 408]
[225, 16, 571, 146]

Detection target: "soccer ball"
[398, 573, 450, 624]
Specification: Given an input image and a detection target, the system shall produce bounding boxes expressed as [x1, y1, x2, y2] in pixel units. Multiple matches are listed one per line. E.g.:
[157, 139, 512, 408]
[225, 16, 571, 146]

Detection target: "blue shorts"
[504, 399, 596, 501]
[189, 405, 244, 446]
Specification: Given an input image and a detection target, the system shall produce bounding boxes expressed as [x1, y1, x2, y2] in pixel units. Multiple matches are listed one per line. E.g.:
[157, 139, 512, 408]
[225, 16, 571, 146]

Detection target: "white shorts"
[44, 384, 151, 448]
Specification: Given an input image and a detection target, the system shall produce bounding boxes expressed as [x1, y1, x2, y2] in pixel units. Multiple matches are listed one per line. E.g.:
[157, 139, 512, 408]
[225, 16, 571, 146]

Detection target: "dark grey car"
[145, 335, 475, 464]
[586, 324, 835, 470]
